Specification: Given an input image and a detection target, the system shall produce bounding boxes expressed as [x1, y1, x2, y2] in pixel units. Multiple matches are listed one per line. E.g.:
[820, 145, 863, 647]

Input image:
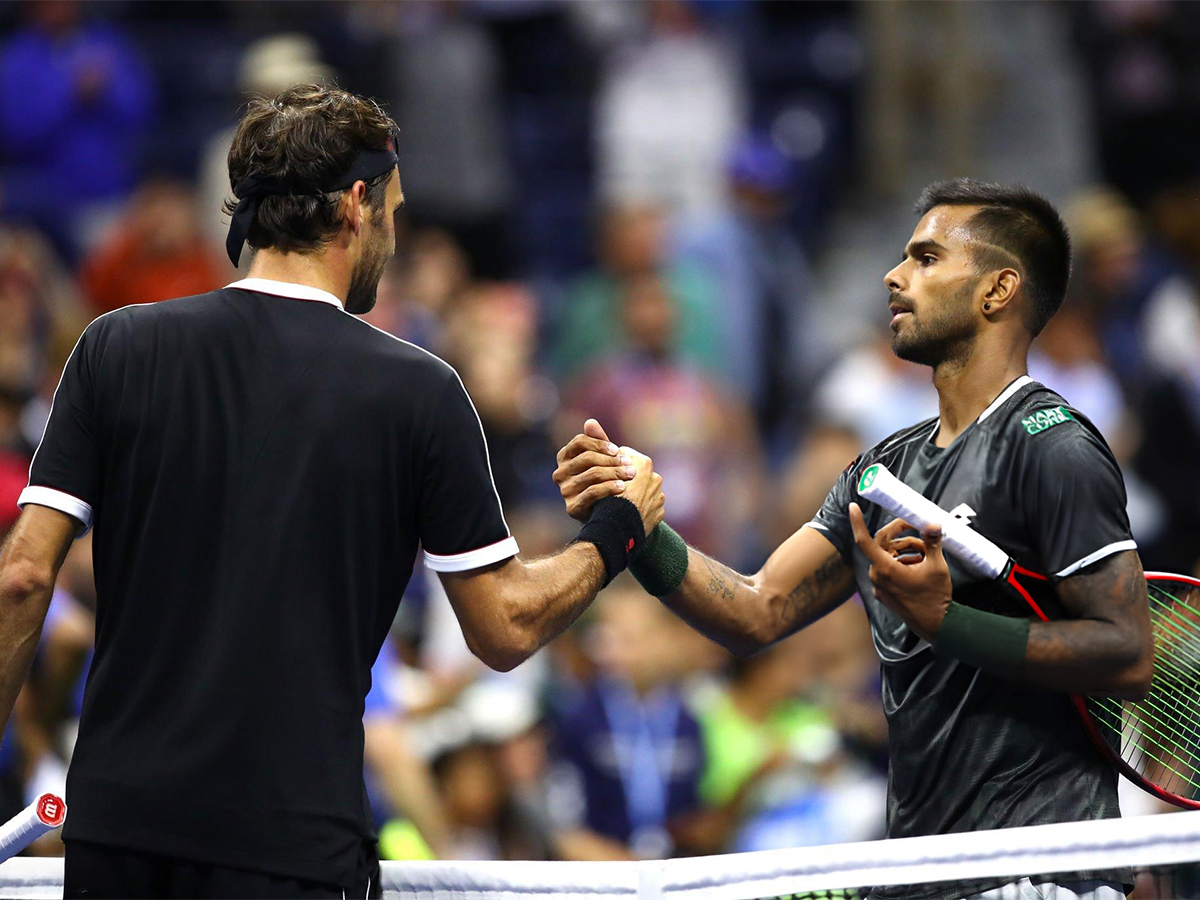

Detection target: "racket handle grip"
[856, 463, 1009, 580]
[0, 794, 66, 863]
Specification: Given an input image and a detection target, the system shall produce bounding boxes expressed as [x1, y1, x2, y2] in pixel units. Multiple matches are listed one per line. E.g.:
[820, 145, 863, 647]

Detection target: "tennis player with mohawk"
[555, 179, 1152, 900]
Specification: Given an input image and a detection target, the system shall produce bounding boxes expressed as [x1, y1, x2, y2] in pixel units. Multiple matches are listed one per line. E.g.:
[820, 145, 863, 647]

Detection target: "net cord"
[1, 810, 1200, 900]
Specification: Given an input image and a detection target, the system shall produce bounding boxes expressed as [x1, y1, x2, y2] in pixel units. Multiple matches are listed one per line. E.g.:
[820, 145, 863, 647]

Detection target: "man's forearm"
[660, 544, 852, 657]
[1021, 619, 1151, 697]
[936, 552, 1153, 697]
[445, 489, 654, 672]
[0, 580, 55, 736]
[446, 542, 607, 672]
[503, 543, 606, 662]
[0, 511, 73, 735]
[657, 549, 767, 656]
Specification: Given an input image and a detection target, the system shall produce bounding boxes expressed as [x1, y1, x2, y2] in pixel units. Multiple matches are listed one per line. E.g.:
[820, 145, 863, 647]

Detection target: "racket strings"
[1086, 581, 1200, 800]
[1090, 697, 1200, 793]
[1104, 700, 1200, 794]
[1090, 698, 1200, 795]
[1090, 586, 1200, 772]
[1087, 631, 1200, 745]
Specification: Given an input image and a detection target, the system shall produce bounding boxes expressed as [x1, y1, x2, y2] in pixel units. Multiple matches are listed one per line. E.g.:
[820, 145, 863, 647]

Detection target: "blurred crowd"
[2, 0, 1199, 863]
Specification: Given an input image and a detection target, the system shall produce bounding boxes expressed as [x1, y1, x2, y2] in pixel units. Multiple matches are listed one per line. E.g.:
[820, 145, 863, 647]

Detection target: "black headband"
[225, 143, 398, 266]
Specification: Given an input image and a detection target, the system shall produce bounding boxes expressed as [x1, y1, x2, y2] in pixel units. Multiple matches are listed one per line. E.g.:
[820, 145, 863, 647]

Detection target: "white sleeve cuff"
[18, 486, 93, 537]
[1055, 539, 1138, 578]
[424, 536, 519, 573]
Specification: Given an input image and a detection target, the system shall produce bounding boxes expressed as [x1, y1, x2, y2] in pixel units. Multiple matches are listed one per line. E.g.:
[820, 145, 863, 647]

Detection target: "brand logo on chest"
[1021, 406, 1073, 435]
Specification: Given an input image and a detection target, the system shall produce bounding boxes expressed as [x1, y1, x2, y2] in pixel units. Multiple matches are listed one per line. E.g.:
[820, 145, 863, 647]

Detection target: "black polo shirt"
[19, 278, 517, 885]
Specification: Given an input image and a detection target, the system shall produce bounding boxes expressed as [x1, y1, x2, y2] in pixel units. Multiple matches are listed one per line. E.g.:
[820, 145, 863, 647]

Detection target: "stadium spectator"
[595, 0, 745, 213]
[561, 270, 762, 560]
[1071, 0, 1200, 205]
[432, 742, 508, 861]
[0, 0, 154, 258]
[379, 2, 516, 278]
[674, 134, 815, 433]
[79, 178, 224, 313]
[690, 603, 886, 853]
[363, 638, 455, 861]
[811, 331, 939, 450]
[361, 229, 469, 355]
[548, 578, 707, 861]
[553, 204, 721, 384]
[0, 230, 88, 417]
[1063, 186, 1198, 391]
[443, 283, 559, 508]
[197, 33, 334, 267]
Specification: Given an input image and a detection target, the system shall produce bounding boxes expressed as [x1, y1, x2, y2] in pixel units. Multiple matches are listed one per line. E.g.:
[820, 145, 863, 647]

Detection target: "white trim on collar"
[225, 278, 344, 310]
[977, 375, 1034, 423]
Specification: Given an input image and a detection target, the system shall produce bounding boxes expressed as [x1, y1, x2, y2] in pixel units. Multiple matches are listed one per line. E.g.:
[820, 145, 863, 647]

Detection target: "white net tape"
[1, 811, 1198, 900]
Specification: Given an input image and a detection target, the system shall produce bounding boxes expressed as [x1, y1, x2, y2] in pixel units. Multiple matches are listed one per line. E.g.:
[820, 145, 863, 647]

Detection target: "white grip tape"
[0, 795, 66, 863]
[856, 464, 1009, 580]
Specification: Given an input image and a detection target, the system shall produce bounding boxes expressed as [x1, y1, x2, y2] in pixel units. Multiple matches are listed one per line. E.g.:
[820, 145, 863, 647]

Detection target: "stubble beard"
[891, 281, 978, 369]
[344, 217, 391, 315]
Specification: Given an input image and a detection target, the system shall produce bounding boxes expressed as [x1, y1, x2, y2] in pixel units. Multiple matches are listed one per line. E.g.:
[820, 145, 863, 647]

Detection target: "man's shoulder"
[334, 314, 458, 383]
[90, 291, 232, 326]
[86, 294, 457, 382]
[861, 417, 939, 464]
[80, 296, 192, 344]
[991, 382, 1112, 455]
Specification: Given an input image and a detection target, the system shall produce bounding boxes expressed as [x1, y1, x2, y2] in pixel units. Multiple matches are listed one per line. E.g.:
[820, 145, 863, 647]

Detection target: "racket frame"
[1081, 571, 1200, 810]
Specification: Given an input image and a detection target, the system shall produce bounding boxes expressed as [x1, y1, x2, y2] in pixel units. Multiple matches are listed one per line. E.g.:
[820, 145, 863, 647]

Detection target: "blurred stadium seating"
[0, 0, 1196, 865]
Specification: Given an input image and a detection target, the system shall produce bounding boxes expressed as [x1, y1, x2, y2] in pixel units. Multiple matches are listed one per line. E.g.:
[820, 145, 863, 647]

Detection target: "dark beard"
[344, 216, 391, 315]
[344, 255, 386, 314]
[891, 282, 977, 367]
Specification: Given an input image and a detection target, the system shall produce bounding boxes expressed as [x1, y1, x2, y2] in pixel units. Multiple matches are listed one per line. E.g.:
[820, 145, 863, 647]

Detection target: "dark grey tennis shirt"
[808, 376, 1135, 898]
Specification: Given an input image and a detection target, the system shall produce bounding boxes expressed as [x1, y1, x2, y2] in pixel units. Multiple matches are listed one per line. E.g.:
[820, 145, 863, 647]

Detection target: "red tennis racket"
[858, 462, 1200, 810]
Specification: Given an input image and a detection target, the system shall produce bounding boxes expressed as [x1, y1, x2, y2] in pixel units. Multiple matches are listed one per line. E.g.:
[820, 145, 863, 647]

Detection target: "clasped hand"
[848, 502, 953, 643]
[553, 419, 665, 534]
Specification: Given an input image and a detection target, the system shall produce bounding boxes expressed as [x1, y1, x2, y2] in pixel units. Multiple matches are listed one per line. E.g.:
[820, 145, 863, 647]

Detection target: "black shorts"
[63, 840, 382, 899]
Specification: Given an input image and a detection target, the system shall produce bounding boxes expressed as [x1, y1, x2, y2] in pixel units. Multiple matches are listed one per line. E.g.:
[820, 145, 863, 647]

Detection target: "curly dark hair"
[223, 84, 398, 257]
[916, 179, 1071, 337]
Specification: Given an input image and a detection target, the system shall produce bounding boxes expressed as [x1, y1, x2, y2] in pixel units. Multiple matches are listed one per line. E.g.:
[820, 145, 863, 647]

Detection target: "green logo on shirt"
[859, 464, 879, 492]
[1021, 406, 1074, 435]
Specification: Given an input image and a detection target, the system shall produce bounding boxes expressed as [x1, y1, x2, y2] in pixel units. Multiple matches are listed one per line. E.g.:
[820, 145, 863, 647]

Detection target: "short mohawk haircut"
[915, 179, 1072, 336]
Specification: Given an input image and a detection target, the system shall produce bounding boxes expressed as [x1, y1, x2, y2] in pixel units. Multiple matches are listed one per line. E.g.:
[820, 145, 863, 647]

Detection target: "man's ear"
[981, 268, 1020, 317]
[344, 180, 368, 237]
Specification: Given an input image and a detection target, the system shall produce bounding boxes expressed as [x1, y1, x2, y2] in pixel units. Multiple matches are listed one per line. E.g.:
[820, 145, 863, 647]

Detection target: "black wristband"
[572, 496, 646, 588]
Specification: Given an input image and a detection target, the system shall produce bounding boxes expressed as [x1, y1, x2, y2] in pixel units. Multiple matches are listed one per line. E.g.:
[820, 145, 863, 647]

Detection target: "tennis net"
[0, 810, 1197, 899]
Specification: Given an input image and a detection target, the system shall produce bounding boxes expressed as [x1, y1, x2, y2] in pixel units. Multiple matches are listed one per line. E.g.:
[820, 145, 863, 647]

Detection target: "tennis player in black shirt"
[557, 180, 1152, 900]
[0, 84, 664, 899]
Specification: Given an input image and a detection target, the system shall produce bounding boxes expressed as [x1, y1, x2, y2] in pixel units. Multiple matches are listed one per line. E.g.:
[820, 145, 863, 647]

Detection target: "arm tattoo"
[703, 555, 741, 602]
[1057, 553, 1143, 621]
[1029, 550, 1148, 669]
[783, 552, 850, 624]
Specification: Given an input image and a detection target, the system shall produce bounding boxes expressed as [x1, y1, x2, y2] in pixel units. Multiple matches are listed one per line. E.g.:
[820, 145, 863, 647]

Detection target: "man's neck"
[245, 250, 350, 305]
[931, 337, 1029, 448]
